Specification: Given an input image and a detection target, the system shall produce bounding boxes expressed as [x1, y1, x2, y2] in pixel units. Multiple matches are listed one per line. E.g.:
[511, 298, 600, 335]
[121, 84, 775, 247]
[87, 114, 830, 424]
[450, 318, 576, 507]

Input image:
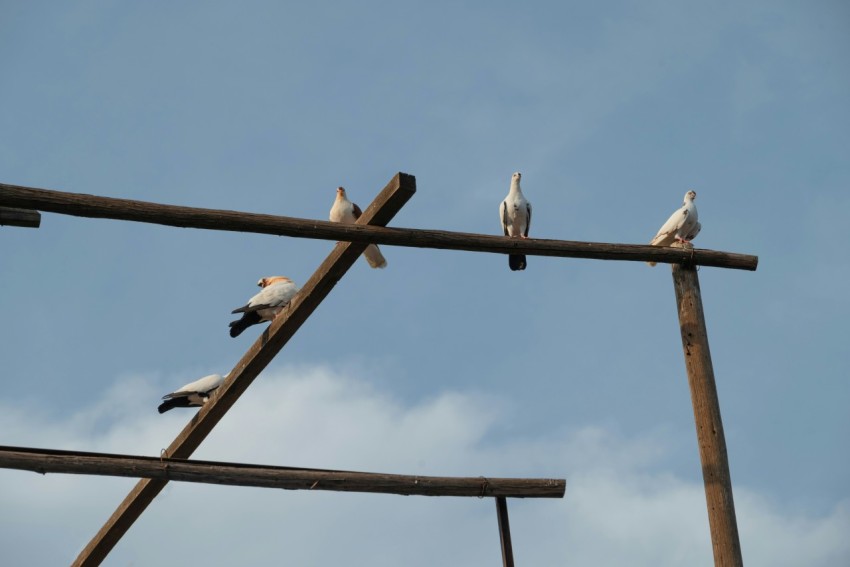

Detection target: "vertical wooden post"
[672, 263, 743, 567]
[495, 497, 515, 567]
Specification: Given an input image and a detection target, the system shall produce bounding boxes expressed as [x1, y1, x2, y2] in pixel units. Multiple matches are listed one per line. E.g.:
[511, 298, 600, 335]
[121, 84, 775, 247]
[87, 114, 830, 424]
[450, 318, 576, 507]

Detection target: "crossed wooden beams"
[71, 173, 417, 565]
[1, 174, 754, 567]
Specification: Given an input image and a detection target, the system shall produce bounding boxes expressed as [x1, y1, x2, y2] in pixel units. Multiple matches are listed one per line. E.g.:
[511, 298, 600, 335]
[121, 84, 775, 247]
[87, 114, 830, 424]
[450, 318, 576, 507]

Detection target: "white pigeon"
[229, 276, 300, 337]
[647, 190, 701, 267]
[329, 187, 387, 269]
[158, 373, 226, 414]
[500, 172, 532, 271]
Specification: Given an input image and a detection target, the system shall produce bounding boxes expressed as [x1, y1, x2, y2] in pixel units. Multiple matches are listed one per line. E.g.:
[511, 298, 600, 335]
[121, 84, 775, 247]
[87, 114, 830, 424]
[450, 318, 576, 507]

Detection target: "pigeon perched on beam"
[500, 172, 532, 271]
[647, 190, 701, 267]
[229, 276, 300, 337]
[158, 373, 226, 413]
[329, 187, 388, 269]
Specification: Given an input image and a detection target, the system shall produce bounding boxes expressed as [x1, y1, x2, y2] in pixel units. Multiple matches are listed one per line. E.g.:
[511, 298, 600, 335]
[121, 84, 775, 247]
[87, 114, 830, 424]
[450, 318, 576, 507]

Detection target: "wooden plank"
[71, 173, 416, 567]
[0, 446, 566, 498]
[0, 206, 41, 228]
[672, 263, 744, 567]
[496, 497, 515, 567]
[0, 181, 758, 270]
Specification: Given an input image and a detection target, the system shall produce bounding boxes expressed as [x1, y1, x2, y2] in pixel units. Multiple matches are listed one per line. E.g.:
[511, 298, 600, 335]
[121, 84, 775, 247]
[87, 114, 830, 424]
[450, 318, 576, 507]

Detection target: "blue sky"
[1, 1, 848, 565]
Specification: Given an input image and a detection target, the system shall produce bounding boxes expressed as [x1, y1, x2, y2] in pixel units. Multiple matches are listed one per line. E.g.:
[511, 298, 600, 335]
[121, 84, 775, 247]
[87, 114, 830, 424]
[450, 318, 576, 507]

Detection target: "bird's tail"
[229, 312, 262, 337]
[364, 244, 387, 269]
[158, 397, 193, 414]
[509, 254, 527, 271]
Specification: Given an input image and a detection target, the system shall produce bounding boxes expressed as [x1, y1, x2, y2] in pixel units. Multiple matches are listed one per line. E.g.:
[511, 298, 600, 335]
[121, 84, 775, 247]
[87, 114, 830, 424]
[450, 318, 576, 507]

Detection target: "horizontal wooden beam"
[0, 446, 565, 498]
[71, 173, 416, 567]
[0, 181, 758, 270]
[0, 206, 41, 228]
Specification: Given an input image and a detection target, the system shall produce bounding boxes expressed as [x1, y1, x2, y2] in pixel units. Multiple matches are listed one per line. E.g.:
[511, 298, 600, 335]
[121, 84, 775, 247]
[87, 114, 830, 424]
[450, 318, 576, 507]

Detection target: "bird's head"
[512, 172, 522, 182]
[336, 187, 347, 198]
[685, 190, 697, 201]
[257, 276, 291, 287]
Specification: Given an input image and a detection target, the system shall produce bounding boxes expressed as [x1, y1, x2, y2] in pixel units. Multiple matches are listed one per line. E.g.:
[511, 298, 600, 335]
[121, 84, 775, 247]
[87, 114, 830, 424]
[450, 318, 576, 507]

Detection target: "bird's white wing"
[165, 373, 225, 399]
[650, 207, 688, 246]
[235, 281, 298, 313]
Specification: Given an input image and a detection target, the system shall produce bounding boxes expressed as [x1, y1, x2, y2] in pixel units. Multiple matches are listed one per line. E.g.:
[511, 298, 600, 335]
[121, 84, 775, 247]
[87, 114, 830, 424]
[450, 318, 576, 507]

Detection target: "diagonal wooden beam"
[71, 172, 416, 567]
[0, 181, 758, 270]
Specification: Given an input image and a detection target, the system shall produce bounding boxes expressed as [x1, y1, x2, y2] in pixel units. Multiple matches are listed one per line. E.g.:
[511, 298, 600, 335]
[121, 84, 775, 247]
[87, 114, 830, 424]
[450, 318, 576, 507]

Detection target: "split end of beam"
[0, 206, 40, 228]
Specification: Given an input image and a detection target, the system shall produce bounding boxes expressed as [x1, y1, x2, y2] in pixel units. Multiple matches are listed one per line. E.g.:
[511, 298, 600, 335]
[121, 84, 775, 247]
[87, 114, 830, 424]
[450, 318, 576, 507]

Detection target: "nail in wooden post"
[672, 262, 744, 567]
[495, 497, 515, 567]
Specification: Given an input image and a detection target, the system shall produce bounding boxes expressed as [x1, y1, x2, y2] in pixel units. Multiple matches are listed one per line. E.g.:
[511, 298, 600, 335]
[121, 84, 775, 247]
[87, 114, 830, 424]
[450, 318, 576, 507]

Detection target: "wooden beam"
[0, 206, 40, 228]
[0, 446, 566, 499]
[672, 263, 744, 567]
[496, 497, 516, 567]
[0, 181, 758, 270]
[71, 172, 416, 567]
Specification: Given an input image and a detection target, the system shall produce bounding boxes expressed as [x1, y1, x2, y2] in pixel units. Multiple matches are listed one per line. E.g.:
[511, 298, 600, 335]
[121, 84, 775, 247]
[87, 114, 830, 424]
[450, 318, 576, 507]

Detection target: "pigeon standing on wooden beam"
[500, 172, 532, 271]
[329, 187, 388, 269]
[228, 276, 300, 337]
[158, 373, 226, 413]
[647, 190, 701, 267]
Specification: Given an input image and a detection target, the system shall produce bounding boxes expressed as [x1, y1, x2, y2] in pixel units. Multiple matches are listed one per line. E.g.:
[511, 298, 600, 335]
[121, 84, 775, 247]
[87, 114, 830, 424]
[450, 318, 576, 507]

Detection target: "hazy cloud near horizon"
[1, 367, 847, 566]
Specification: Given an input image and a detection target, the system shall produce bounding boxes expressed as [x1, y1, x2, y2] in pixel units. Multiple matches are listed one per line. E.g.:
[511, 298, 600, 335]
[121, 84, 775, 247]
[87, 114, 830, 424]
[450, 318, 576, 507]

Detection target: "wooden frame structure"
[1, 174, 756, 566]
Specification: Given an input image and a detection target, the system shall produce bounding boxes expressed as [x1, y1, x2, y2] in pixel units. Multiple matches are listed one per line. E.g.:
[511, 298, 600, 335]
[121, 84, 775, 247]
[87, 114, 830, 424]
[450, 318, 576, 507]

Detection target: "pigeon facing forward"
[329, 187, 387, 269]
[158, 373, 226, 413]
[647, 190, 701, 267]
[229, 276, 300, 337]
[500, 172, 532, 271]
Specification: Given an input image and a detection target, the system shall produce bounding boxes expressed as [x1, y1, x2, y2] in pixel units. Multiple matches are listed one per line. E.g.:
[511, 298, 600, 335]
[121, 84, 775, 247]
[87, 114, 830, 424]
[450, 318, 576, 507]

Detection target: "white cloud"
[1, 365, 847, 566]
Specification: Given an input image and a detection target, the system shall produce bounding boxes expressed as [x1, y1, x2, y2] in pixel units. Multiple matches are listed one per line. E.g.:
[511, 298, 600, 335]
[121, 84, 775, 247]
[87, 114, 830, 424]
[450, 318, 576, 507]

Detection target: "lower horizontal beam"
[0, 446, 566, 499]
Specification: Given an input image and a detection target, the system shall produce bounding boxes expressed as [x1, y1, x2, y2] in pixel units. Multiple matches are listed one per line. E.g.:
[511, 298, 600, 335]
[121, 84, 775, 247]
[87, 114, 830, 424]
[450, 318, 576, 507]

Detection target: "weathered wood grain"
[672, 263, 744, 567]
[0, 446, 565, 498]
[0, 181, 758, 270]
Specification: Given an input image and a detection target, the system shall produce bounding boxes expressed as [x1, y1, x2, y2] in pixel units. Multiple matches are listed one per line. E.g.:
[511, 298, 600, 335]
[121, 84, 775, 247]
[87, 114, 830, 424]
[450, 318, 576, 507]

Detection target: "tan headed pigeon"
[329, 187, 387, 269]
[647, 190, 700, 267]
[158, 373, 225, 413]
[500, 172, 532, 271]
[229, 276, 300, 337]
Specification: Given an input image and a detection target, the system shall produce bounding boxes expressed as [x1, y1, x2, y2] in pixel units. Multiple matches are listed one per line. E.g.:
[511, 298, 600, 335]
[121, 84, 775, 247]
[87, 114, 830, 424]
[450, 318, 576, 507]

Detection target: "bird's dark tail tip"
[509, 254, 527, 271]
[229, 312, 261, 337]
[158, 396, 197, 414]
[158, 399, 179, 414]
[228, 321, 246, 338]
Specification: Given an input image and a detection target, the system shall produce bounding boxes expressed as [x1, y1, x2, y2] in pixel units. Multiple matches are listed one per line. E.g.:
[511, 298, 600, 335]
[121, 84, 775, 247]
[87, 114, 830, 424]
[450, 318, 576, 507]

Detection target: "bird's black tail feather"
[229, 312, 262, 337]
[158, 397, 194, 414]
[509, 254, 527, 271]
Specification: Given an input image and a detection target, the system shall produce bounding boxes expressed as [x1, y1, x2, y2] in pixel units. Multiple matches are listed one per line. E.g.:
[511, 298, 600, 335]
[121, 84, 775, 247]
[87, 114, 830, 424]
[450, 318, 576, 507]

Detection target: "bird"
[158, 373, 226, 413]
[229, 276, 300, 337]
[647, 190, 701, 267]
[500, 172, 532, 271]
[329, 187, 387, 269]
